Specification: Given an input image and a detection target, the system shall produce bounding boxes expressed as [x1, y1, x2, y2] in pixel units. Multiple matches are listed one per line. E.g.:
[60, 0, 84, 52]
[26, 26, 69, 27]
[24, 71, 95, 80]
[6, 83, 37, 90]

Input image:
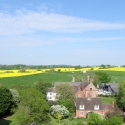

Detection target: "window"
[80, 111, 84, 116]
[50, 93, 52, 95]
[94, 105, 99, 110]
[79, 105, 84, 109]
[90, 88, 92, 90]
[78, 94, 81, 97]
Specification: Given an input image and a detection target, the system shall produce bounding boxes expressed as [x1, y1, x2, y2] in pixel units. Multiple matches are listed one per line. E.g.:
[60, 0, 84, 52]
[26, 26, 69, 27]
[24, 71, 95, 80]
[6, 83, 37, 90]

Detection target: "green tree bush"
[95, 72, 111, 83]
[116, 81, 125, 111]
[103, 115, 123, 125]
[0, 86, 13, 117]
[86, 112, 103, 125]
[34, 79, 52, 95]
[15, 88, 50, 125]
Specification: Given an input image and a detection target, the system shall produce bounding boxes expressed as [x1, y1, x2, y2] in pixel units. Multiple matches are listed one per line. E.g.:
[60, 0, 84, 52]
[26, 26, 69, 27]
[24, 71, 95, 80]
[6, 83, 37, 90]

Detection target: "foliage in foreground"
[14, 88, 50, 125]
[86, 112, 103, 125]
[103, 115, 123, 125]
[116, 81, 125, 111]
[0, 86, 13, 118]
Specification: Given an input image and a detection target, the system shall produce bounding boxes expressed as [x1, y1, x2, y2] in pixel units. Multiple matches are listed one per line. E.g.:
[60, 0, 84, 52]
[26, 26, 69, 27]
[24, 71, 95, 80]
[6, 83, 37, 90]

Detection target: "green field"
[0, 72, 73, 87]
[0, 71, 125, 88]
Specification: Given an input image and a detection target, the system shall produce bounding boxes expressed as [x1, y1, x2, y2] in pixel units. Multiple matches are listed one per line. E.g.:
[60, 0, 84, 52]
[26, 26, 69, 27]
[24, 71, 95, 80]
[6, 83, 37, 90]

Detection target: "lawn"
[101, 96, 116, 104]
[1, 114, 85, 125]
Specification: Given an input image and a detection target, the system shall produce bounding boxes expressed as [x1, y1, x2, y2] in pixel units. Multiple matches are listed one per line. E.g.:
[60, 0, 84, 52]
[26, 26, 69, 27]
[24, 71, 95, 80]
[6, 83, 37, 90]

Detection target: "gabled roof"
[108, 83, 119, 93]
[81, 80, 90, 90]
[75, 97, 103, 110]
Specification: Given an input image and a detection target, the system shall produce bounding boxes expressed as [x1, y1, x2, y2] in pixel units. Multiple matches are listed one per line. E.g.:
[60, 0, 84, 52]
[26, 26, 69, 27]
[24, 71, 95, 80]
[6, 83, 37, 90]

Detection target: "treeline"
[0, 64, 73, 70]
[0, 64, 125, 70]
[0, 64, 88, 70]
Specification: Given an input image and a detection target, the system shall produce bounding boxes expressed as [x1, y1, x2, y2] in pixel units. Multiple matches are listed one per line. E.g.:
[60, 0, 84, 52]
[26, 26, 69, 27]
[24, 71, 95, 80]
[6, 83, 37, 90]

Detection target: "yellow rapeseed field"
[98, 67, 125, 71]
[0, 69, 47, 78]
[0, 67, 125, 78]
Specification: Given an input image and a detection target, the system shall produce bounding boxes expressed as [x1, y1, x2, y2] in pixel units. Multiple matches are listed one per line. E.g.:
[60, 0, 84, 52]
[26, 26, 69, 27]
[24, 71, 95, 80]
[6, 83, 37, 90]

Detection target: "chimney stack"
[89, 78, 93, 84]
[112, 100, 114, 107]
[87, 75, 90, 81]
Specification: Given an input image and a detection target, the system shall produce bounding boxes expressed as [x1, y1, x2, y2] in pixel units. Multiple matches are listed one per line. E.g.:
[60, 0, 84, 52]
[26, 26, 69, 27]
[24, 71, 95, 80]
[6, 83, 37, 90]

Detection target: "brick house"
[47, 79, 113, 118]
[47, 79, 98, 101]
[75, 97, 113, 118]
[75, 79, 98, 98]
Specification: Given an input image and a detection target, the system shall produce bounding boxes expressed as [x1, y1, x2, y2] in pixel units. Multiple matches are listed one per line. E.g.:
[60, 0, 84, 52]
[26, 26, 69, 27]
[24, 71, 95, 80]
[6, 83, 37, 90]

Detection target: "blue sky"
[0, 0, 125, 66]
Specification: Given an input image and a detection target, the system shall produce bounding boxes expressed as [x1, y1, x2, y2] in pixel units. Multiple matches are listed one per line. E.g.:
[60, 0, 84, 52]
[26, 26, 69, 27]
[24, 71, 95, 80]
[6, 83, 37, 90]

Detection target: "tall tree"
[55, 83, 76, 113]
[15, 88, 50, 125]
[0, 86, 13, 117]
[116, 81, 125, 111]
[55, 83, 75, 101]
[34, 79, 52, 95]
[95, 72, 111, 83]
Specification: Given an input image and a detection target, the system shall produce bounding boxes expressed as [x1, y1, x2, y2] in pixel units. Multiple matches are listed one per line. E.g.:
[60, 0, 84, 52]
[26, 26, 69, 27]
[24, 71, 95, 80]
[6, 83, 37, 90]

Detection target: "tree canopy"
[0, 86, 13, 117]
[34, 79, 52, 95]
[55, 83, 75, 101]
[95, 72, 111, 83]
[15, 88, 50, 125]
[116, 81, 125, 111]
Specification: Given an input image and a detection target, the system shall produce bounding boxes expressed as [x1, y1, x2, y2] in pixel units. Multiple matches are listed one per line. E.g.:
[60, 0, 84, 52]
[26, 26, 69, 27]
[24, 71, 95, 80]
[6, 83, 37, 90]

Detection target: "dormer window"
[90, 88, 92, 90]
[79, 105, 84, 109]
[94, 105, 99, 110]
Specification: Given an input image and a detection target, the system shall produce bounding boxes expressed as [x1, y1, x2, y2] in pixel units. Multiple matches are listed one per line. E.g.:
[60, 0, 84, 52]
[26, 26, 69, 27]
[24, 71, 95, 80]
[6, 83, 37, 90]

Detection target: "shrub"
[0, 86, 13, 117]
[86, 112, 103, 125]
[103, 115, 123, 125]
[10, 89, 20, 104]
[50, 105, 69, 119]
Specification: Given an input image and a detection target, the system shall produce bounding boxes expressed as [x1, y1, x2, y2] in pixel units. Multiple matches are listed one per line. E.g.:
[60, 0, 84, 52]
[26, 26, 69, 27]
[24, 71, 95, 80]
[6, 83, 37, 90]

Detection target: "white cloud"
[0, 9, 125, 36]
[1, 35, 125, 47]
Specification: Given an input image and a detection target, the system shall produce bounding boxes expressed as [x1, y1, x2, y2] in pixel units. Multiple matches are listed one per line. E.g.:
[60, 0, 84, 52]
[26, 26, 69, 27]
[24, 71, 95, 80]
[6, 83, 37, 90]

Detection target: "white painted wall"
[46, 92, 57, 101]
